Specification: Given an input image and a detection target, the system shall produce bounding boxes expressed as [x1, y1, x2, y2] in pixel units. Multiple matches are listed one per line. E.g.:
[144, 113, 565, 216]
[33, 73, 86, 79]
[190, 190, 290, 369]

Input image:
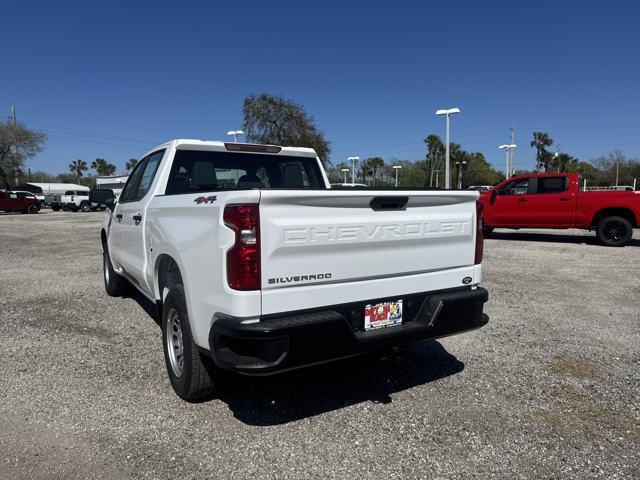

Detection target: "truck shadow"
[489, 231, 640, 247]
[216, 340, 464, 426]
[126, 290, 465, 426]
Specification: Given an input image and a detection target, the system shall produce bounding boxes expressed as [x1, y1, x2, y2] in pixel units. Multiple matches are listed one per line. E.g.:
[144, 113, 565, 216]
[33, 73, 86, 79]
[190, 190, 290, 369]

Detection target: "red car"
[479, 173, 640, 247]
[0, 191, 41, 214]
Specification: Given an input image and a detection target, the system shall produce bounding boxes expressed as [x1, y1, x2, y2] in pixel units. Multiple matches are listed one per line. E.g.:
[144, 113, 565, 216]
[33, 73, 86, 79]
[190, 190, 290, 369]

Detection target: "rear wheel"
[51, 204, 61, 211]
[103, 245, 130, 296]
[596, 216, 633, 247]
[70, 205, 79, 212]
[162, 285, 217, 401]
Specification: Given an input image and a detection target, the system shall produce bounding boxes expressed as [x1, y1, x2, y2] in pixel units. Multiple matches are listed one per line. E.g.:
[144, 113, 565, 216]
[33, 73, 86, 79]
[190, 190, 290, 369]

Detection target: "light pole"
[455, 160, 467, 189]
[498, 144, 517, 178]
[226, 130, 245, 142]
[435, 108, 461, 189]
[393, 165, 402, 187]
[340, 168, 349, 184]
[347, 156, 360, 184]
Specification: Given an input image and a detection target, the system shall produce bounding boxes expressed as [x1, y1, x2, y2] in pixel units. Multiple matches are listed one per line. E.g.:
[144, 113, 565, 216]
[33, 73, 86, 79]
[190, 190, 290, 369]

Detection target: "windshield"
[165, 150, 324, 195]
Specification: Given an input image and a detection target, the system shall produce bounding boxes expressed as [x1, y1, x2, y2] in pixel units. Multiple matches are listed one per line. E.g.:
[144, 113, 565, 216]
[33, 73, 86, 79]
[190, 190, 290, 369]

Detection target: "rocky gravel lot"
[0, 210, 638, 479]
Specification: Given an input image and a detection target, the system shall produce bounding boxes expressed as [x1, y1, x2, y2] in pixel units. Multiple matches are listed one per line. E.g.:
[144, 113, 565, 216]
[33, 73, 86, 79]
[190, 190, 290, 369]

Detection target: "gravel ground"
[0, 210, 638, 480]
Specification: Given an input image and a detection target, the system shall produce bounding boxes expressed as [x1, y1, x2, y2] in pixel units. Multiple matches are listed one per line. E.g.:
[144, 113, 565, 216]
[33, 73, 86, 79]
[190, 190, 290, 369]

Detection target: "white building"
[16, 182, 90, 195]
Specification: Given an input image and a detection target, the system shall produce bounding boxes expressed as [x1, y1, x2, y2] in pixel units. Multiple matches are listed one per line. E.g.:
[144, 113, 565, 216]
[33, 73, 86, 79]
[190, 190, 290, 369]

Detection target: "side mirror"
[90, 189, 115, 210]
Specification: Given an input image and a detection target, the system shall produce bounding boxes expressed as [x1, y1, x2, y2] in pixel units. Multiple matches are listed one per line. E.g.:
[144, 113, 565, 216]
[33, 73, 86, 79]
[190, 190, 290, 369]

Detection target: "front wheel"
[162, 285, 217, 401]
[27, 204, 39, 214]
[596, 216, 633, 247]
[81, 203, 91, 212]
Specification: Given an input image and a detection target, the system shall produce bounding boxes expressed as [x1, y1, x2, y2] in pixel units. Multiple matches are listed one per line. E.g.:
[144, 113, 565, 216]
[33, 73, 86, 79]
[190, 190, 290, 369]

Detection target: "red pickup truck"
[480, 173, 640, 247]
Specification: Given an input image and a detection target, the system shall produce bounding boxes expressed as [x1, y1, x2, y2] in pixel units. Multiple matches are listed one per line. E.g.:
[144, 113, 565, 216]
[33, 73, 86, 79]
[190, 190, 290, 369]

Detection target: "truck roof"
[148, 139, 319, 158]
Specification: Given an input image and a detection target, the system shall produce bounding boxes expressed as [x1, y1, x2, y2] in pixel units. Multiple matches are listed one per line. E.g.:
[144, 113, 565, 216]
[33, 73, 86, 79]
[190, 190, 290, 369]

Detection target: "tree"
[363, 157, 385, 186]
[126, 158, 138, 171]
[530, 132, 554, 172]
[424, 134, 444, 187]
[242, 93, 331, 165]
[69, 159, 88, 181]
[549, 152, 578, 173]
[91, 158, 116, 176]
[0, 120, 46, 185]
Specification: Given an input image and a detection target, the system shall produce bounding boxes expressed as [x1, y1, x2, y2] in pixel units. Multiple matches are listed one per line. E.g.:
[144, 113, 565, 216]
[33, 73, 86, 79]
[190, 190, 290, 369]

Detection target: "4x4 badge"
[194, 195, 217, 205]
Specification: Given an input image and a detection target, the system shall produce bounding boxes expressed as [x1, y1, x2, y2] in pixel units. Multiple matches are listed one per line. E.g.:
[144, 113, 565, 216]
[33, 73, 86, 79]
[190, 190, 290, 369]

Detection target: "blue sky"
[1, 0, 639, 175]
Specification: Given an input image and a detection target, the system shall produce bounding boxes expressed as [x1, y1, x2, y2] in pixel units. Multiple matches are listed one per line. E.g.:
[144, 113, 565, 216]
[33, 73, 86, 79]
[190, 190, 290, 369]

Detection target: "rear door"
[524, 176, 575, 226]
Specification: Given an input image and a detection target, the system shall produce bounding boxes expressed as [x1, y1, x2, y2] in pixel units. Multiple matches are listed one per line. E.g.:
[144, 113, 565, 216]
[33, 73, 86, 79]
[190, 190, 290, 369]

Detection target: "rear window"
[165, 150, 324, 195]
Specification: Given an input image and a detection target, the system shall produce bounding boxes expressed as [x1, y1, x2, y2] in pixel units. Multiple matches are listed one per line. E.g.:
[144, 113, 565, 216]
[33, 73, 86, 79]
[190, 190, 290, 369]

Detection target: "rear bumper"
[208, 286, 489, 374]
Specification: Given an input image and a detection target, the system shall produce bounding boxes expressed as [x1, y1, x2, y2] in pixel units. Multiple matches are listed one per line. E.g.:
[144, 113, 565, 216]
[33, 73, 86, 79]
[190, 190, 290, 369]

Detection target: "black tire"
[596, 216, 633, 247]
[482, 226, 494, 237]
[70, 205, 79, 212]
[103, 245, 130, 296]
[27, 203, 39, 214]
[81, 202, 90, 212]
[162, 285, 217, 401]
[51, 204, 61, 212]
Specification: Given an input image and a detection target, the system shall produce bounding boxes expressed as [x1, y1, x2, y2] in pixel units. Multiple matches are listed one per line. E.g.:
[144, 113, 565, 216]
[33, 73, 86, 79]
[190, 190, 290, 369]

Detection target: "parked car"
[11, 189, 46, 207]
[92, 140, 489, 401]
[0, 190, 41, 214]
[47, 190, 91, 212]
[479, 173, 640, 246]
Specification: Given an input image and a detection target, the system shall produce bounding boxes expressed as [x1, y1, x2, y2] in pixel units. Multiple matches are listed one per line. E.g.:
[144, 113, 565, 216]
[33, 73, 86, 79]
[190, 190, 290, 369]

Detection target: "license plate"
[364, 299, 403, 331]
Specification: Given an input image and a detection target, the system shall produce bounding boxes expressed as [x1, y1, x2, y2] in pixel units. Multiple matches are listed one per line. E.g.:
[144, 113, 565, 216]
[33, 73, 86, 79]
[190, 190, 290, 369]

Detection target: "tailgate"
[259, 190, 480, 314]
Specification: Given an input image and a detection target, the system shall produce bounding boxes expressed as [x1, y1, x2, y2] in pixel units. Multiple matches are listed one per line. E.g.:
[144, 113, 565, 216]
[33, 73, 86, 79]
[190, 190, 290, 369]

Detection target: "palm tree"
[69, 159, 88, 181]
[125, 158, 138, 171]
[365, 157, 385, 186]
[530, 132, 554, 172]
[424, 134, 443, 187]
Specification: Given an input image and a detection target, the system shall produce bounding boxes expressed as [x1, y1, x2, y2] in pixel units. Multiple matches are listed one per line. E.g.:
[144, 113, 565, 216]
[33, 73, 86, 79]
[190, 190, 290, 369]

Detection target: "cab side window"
[537, 177, 568, 194]
[119, 150, 165, 203]
[499, 178, 530, 195]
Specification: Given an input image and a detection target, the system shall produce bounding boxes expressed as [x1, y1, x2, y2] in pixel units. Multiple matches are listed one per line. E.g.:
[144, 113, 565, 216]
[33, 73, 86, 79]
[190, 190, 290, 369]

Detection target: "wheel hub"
[166, 308, 184, 377]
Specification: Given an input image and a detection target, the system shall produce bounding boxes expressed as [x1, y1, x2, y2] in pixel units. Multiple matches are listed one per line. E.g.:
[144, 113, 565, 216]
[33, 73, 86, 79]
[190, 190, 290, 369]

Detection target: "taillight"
[475, 200, 484, 264]
[224, 204, 260, 290]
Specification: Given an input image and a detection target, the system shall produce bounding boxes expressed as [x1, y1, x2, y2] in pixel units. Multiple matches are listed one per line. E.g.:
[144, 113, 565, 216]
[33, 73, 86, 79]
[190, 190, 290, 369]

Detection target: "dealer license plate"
[364, 299, 403, 331]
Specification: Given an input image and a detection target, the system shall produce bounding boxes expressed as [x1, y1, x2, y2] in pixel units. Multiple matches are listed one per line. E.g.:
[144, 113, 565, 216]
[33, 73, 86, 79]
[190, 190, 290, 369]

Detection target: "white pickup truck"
[91, 140, 489, 401]
[48, 190, 91, 212]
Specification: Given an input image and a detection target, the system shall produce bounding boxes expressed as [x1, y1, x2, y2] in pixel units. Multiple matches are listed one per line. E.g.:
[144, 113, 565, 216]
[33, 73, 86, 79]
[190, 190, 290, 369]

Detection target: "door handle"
[517, 197, 527, 202]
[132, 213, 142, 225]
[116, 214, 123, 222]
[559, 197, 571, 201]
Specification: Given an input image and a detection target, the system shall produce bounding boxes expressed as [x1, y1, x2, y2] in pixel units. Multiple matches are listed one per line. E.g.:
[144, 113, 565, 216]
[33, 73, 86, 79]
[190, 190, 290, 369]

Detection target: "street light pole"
[393, 165, 402, 187]
[340, 168, 349, 184]
[498, 144, 517, 178]
[435, 108, 461, 189]
[455, 160, 467, 189]
[347, 156, 359, 184]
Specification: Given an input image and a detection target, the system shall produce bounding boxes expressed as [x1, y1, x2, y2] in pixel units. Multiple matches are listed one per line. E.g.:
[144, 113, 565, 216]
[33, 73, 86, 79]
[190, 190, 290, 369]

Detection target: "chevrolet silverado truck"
[480, 173, 640, 247]
[90, 140, 488, 401]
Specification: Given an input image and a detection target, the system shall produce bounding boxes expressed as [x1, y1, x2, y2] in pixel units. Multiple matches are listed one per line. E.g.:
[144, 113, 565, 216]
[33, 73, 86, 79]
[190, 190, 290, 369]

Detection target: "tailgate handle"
[370, 196, 409, 211]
